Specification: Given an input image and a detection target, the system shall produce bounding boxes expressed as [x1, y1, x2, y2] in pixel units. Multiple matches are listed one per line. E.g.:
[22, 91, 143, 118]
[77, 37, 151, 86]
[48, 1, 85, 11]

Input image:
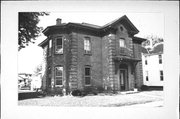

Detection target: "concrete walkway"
[127, 101, 163, 107]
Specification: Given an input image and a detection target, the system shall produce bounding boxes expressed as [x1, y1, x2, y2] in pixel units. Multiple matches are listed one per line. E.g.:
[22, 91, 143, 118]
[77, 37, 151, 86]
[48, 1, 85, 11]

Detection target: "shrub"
[72, 90, 82, 96]
[97, 87, 104, 93]
[141, 85, 149, 91]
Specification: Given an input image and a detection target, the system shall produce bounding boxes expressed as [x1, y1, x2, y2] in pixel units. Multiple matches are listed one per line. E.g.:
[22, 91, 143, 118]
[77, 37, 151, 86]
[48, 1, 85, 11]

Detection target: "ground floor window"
[85, 66, 91, 85]
[55, 66, 63, 86]
[146, 71, 149, 81]
[160, 70, 163, 81]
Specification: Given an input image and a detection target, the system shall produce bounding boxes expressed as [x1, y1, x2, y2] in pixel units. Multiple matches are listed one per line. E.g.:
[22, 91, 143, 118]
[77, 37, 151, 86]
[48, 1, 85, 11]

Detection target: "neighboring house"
[141, 43, 163, 88]
[39, 15, 146, 94]
[18, 73, 32, 90]
[31, 73, 42, 91]
[18, 73, 42, 91]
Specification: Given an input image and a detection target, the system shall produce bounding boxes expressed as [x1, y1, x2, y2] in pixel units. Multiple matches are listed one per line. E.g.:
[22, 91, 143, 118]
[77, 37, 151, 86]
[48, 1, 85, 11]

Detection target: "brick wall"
[133, 43, 143, 89]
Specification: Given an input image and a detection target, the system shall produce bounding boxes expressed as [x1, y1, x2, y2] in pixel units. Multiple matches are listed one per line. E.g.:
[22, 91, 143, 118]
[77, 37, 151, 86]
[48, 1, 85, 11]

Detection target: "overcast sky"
[18, 12, 164, 74]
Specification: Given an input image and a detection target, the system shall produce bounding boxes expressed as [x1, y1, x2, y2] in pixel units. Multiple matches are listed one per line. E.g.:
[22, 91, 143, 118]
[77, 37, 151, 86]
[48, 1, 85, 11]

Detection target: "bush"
[141, 85, 149, 91]
[97, 87, 104, 93]
[72, 90, 82, 96]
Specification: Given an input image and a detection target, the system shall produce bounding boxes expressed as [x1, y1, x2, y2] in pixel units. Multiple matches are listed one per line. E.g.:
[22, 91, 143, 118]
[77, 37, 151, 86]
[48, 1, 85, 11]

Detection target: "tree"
[34, 64, 42, 76]
[18, 12, 49, 51]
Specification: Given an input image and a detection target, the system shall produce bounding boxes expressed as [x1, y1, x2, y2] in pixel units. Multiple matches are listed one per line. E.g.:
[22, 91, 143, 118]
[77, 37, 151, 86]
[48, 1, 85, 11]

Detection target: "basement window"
[55, 37, 63, 54]
[55, 66, 63, 86]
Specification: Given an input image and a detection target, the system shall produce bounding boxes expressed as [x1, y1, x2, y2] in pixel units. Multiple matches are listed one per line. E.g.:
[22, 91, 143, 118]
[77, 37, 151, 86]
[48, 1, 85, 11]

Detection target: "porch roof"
[113, 56, 141, 62]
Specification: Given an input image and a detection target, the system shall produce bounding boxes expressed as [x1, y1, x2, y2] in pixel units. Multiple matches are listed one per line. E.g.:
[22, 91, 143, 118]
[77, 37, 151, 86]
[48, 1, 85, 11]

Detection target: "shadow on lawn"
[103, 101, 154, 107]
[18, 91, 46, 100]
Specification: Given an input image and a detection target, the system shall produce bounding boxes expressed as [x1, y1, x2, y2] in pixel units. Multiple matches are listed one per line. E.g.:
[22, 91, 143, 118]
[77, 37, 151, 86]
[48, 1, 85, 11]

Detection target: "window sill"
[84, 52, 92, 56]
[85, 84, 91, 86]
[55, 85, 63, 87]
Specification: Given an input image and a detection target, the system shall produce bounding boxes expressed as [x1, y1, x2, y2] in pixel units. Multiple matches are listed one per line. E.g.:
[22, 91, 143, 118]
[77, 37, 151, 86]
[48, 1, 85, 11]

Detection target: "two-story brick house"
[39, 15, 146, 94]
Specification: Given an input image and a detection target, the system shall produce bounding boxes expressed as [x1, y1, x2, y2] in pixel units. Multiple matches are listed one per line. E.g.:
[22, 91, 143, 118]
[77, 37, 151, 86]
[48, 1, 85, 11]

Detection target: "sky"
[18, 12, 164, 74]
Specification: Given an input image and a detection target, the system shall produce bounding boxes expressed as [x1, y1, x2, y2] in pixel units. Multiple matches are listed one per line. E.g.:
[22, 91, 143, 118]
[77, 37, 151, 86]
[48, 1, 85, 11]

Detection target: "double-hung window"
[146, 71, 149, 81]
[119, 38, 126, 48]
[145, 56, 148, 65]
[55, 37, 63, 54]
[48, 39, 52, 56]
[84, 37, 91, 54]
[160, 70, 163, 81]
[85, 66, 91, 85]
[55, 66, 63, 86]
[159, 55, 162, 64]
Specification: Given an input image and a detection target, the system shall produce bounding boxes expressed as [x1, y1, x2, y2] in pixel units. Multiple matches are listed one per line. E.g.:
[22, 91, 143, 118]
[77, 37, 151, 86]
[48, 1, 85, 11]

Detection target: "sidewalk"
[127, 101, 163, 107]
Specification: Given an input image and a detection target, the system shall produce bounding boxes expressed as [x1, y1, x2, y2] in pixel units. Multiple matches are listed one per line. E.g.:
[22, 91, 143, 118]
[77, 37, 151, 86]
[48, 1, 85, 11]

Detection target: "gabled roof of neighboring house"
[149, 43, 163, 54]
[142, 43, 163, 55]
[141, 46, 149, 54]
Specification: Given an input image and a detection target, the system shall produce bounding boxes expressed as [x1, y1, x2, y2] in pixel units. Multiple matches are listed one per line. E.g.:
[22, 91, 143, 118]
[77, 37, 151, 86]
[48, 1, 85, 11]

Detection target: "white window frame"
[146, 71, 149, 81]
[55, 66, 63, 87]
[55, 37, 63, 54]
[145, 56, 148, 65]
[159, 55, 162, 64]
[84, 37, 91, 53]
[160, 70, 163, 81]
[85, 66, 91, 85]
[119, 38, 126, 48]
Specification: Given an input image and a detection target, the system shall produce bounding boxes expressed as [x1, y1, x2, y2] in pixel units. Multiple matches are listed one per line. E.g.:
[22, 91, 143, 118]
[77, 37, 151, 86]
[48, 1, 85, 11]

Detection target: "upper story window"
[119, 38, 126, 48]
[48, 39, 52, 56]
[84, 37, 91, 54]
[55, 37, 63, 54]
[160, 70, 163, 81]
[159, 55, 162, 64]
[145, 56, 148, 65]
[85, 66, 91, 85]
[55, 66, 63, 86]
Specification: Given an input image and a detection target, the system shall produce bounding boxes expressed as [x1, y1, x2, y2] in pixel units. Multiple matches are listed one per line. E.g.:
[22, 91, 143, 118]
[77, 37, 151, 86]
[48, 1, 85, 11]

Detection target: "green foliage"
[18, 12, 49, 51]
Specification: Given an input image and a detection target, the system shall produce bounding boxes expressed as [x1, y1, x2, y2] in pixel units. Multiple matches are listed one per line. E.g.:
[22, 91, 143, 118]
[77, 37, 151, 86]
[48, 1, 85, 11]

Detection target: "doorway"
[119, 69, 127, 91]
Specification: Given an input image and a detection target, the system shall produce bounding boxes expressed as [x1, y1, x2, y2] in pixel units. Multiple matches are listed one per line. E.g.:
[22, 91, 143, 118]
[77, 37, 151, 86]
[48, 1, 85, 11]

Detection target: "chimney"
[56, 18, 62, 25]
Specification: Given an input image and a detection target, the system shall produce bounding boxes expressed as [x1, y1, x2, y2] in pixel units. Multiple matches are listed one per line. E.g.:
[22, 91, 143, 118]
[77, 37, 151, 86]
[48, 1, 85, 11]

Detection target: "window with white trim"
[85, 66, 91, 85]
[146, 71, 149, 81]
[55, 37, 63, 54]
[145, 56, 148, 65]
[84, 37, 91, 54]
[119, 38, 126, 48]
[48, 39, 52, 56]
[159, 55, 162, 64]
[55, 66, 63, 86]
[160, 70, 163, 81]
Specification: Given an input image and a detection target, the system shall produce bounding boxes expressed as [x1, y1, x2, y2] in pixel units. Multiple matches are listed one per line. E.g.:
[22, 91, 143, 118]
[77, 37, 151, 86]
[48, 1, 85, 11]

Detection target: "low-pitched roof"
[42, 15, 139, 36]
[39, 15, 143, 47]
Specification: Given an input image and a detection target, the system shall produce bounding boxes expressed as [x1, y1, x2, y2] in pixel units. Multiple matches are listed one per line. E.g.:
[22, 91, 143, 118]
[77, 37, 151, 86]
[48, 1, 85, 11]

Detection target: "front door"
[119, 69, 126, 91]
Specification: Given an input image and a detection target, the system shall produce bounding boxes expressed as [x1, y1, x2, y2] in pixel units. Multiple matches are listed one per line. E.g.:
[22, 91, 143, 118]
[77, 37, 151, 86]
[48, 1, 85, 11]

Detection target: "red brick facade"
[39, 15, 146, 94]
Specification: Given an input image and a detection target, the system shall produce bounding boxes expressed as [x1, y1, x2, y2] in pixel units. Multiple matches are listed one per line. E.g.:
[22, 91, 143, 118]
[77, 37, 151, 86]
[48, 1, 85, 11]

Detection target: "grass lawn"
[18, 91, 163, 107]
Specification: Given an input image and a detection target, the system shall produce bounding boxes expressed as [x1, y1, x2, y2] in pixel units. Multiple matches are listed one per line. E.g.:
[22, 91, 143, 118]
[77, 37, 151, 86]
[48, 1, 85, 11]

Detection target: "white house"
[141, 43, 163, 88]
